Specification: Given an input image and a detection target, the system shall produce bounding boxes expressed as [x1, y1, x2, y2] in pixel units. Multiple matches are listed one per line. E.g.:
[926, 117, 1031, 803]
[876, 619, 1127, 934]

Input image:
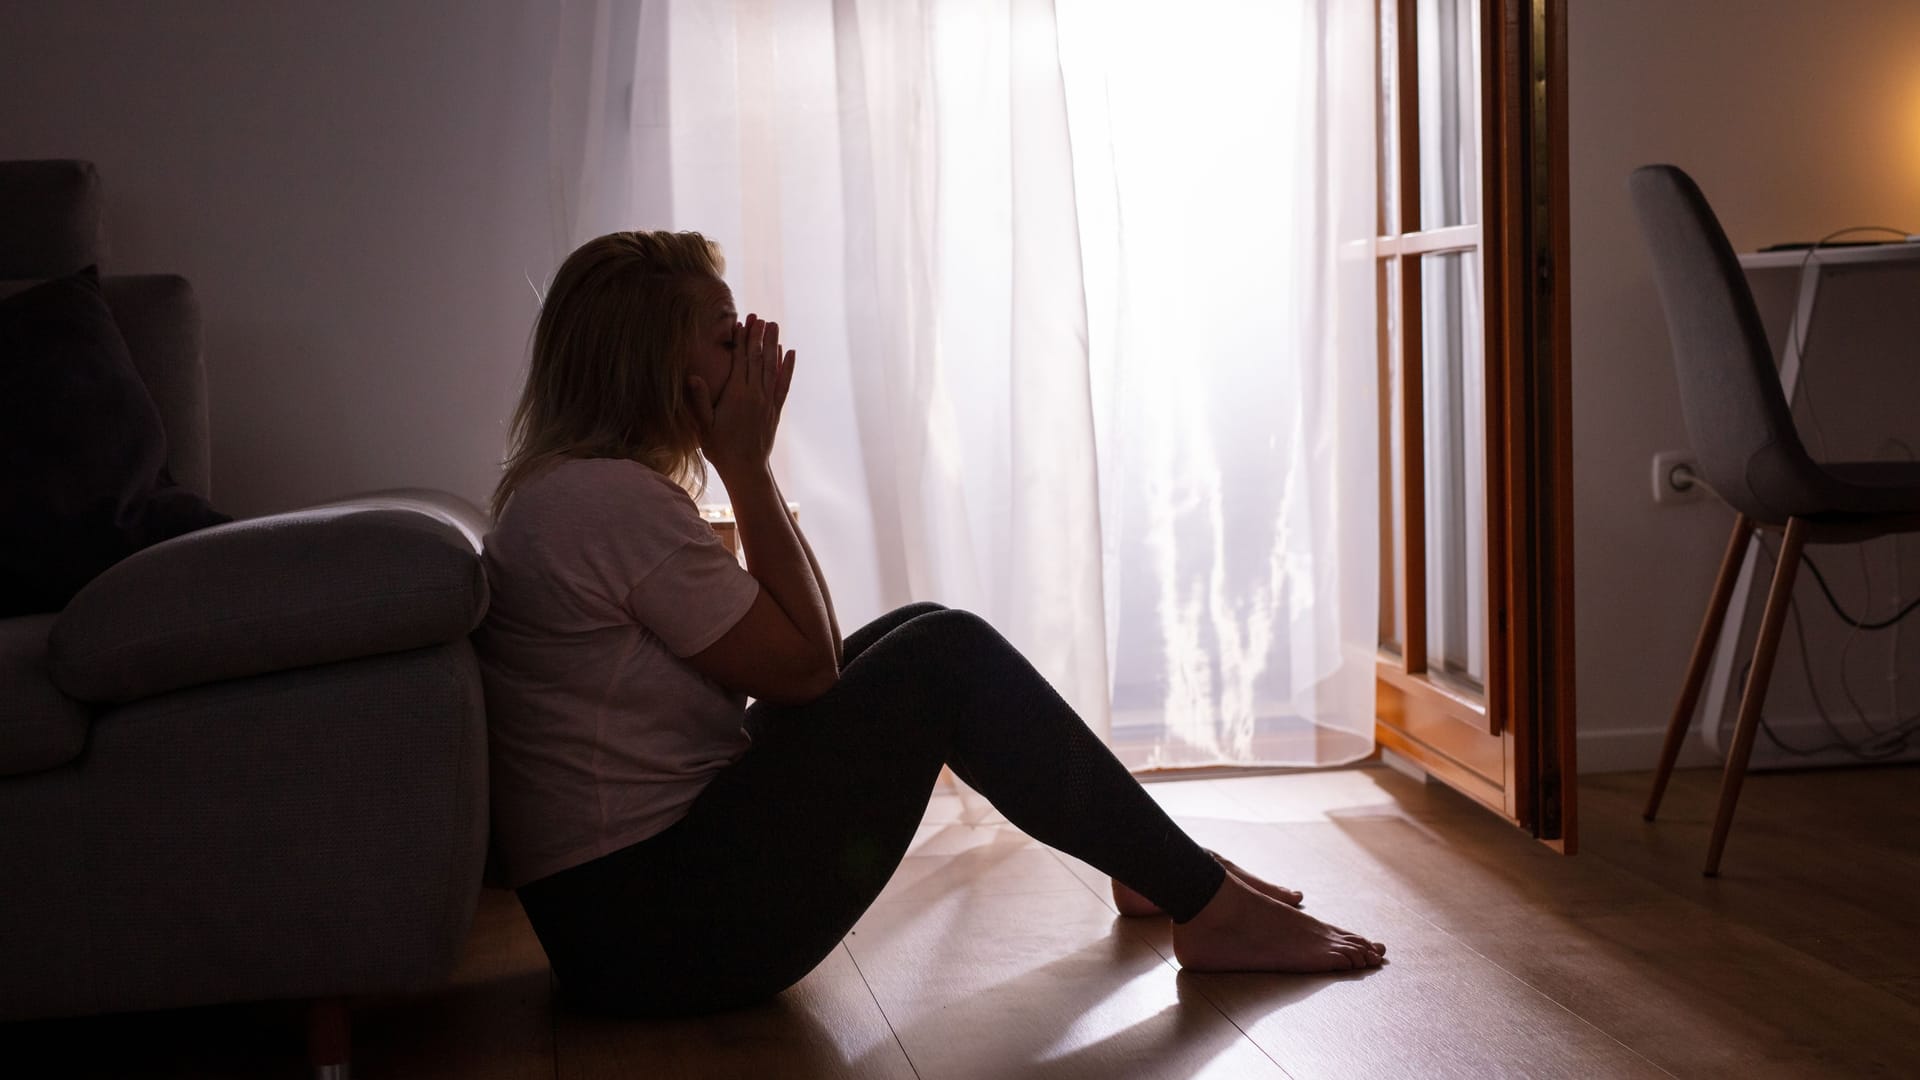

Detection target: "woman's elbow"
[762, 657, 839, 707]
[798, 661, 841, 704]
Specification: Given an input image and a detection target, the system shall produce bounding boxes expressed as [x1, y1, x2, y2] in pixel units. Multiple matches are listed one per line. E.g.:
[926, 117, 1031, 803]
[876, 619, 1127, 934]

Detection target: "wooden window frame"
[1373, 0, 1574, 848]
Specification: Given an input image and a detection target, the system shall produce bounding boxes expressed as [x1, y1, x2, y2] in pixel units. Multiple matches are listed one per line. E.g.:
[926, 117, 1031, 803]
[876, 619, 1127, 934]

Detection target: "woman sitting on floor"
[473, 230, 1387, 1017]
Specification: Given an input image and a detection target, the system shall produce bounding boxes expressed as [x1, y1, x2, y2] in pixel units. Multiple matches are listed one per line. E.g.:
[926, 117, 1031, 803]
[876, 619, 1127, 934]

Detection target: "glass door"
[1374, 0, 1574, 844]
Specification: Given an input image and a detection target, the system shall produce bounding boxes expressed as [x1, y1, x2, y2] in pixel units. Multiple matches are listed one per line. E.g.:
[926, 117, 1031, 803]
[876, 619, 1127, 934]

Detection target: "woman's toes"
[1332, 932, 1386, 964]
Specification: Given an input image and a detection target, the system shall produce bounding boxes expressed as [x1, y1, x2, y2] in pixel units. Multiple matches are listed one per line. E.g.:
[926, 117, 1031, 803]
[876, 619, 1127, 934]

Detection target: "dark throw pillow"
[0, 266, 230, 616]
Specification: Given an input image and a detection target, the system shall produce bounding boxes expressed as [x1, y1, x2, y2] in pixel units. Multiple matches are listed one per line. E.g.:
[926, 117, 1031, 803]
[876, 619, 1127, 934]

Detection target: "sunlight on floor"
[928, 763, 1419, 833]
[1143, 769, 1416, 824]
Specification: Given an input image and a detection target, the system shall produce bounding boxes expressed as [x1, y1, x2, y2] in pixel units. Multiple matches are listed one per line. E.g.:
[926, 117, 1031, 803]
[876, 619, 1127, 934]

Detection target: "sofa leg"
[307, 997, 351, 1080]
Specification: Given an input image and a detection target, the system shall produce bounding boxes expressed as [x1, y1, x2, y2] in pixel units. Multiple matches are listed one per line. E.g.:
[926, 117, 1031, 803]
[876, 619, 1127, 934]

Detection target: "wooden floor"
[7, 763, 1919, 1078]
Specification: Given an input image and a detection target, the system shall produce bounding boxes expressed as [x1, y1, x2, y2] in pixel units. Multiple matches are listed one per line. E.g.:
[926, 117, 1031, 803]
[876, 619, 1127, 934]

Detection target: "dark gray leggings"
[516, 603, 1227, 1017]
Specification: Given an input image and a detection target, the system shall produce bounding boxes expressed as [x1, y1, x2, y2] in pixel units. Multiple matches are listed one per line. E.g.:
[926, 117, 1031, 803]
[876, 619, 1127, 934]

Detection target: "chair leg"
[1704, 517, 1807, 877]
[307, 997, 351, 1080]
[1646, 513, 1755, 821]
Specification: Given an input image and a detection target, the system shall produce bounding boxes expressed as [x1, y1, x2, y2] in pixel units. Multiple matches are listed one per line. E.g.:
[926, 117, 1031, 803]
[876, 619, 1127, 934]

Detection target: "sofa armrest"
[48, 500, 488, 704]
[305, 487, 491, 553]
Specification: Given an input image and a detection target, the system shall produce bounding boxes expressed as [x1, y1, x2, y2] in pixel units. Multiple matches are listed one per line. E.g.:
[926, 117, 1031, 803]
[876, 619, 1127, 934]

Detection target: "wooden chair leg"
[1704, 517, 1807, 877]
[1647, 513, 1756, 820]
[307, 997, 351, 1080]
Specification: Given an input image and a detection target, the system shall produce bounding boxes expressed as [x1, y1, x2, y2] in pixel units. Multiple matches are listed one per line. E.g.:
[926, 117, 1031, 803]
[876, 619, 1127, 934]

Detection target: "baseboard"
[1379, 747, 1434, 783]
[1577, 728, 1721, 774]
[1578, 716, 1920, 773]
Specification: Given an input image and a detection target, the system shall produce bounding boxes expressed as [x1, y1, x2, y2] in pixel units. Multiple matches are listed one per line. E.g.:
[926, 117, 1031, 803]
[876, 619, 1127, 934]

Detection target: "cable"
[1798, 547, 1920, 630]
[1833, 542, 1881, 736]
[1882, 440, 1912, 730]
[1758, 598, 1920, 760]
[1736, 592, 1920, 761]
[1736, 531, 1920, 761]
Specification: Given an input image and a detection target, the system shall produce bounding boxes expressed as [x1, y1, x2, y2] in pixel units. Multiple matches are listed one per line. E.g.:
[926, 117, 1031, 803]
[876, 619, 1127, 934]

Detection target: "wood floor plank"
[1106, 766, 1920, 1078]
[1869, 973, 1920, 1008]
[10, 763, 1916, 1078]
[876, 824, 1086, 906]
[1580, 768, 1920, 979]
[847, 886, 1283, 1078]
[1123, 890, 1670, 1080]
[1049, 847, 1121, 912]
[352, 887, 556, 1079]
[0, 998, 302, 1078]
[1448, 896, 1920, 1078]
[1591, 762, 1919, 839]
[1138, 776, 1261, 820]
[0, 888, 554, 1080]
[1298, 810, 1920, 1077]
[553, 944, 915, 1080]
[1191, 769, 1482, 825]
[1284, 812, 1667, 925]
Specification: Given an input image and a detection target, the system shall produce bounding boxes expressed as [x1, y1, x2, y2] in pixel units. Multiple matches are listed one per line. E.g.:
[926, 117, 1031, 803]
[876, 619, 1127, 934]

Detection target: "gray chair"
[1629, 163, 1920, 875]
[0, 160, 491, 1076]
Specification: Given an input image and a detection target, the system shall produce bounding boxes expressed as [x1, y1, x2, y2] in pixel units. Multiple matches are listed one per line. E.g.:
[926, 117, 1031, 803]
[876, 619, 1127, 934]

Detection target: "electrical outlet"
[1652, 451, 1707, 505]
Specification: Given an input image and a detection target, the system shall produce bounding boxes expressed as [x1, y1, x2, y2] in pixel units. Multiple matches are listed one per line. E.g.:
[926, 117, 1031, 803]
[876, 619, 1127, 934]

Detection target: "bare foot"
[1112, 851, 1304, 917]
[1170, 873, 1387, 973]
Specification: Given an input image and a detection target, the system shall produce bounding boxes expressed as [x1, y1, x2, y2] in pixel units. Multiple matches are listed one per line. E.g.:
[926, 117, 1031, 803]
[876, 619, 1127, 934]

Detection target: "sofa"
[0, 160, 491, 1073]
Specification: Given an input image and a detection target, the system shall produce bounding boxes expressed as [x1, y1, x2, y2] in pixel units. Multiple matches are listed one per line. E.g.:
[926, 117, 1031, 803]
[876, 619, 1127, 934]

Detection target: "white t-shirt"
[474, 456, 760, 888]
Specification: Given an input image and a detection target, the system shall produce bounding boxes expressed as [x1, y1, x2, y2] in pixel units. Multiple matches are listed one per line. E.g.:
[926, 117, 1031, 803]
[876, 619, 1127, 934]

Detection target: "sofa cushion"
[0, 268, 230, 617]
[0, 614, 90, 776]
[49, 504, 489, 704]
[102, 274, 212, 500]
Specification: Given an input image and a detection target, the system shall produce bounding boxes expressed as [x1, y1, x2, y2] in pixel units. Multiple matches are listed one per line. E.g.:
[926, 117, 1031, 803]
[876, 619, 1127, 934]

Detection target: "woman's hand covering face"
[686, 313, 795, 478]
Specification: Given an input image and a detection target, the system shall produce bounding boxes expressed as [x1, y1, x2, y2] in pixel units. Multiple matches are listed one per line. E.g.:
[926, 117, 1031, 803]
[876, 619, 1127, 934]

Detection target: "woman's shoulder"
[514, 456, 690, 507]
[492, 456, 702, 544]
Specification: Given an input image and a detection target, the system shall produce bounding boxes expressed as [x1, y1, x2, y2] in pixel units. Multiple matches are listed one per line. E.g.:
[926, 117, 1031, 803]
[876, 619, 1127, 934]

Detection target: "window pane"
[1416, 0, 1480, 228]
[1381, 257, 1404, 653]
[1421, 250, 1485, 688]
[1378, 0, 1400, 234]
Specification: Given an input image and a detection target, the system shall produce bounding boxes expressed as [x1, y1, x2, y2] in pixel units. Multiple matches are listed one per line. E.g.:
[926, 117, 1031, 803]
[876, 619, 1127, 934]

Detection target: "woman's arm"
[727, 464, 837, 673]
[681, 316, 838, 704]
[771, 473, 843, 666]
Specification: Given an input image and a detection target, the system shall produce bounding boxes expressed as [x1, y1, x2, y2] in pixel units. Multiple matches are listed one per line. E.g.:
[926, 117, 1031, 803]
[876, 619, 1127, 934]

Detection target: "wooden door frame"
[1373, 0, 1574, 849]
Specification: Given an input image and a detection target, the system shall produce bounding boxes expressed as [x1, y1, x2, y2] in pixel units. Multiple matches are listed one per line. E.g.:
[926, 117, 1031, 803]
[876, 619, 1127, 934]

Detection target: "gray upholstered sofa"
[0, 160, 490, 1071]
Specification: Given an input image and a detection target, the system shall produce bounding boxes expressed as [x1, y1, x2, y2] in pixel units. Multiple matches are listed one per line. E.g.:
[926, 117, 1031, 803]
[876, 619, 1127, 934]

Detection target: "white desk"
[1696, 243, 1920, 768]
[1737, 241, 1920, 271]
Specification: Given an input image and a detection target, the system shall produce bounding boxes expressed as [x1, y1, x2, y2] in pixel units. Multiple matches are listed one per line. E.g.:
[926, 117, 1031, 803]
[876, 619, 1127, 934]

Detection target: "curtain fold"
[543, 0, 1376, 768]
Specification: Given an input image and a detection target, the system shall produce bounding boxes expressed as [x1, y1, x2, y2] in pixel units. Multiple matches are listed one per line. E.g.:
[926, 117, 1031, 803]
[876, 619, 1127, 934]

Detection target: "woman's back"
[474, 456, 758, 888]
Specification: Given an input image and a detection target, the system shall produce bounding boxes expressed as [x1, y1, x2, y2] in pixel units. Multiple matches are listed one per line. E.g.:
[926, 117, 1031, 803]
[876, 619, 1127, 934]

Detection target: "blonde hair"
[493, 230, 727, 518]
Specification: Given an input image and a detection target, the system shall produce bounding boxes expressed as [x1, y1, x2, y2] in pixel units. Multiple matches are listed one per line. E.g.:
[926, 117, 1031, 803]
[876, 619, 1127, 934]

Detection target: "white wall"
[1569, 0, 1920, 770]
[0, 2, 559, 515]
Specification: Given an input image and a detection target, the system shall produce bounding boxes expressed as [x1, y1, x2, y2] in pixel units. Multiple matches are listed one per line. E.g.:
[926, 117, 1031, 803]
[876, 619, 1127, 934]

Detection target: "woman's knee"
[909, 607, 1012, 654]
[842, 608, 1024, 689]
[855, 602, 946, 636]
[841, 601, 951, 664]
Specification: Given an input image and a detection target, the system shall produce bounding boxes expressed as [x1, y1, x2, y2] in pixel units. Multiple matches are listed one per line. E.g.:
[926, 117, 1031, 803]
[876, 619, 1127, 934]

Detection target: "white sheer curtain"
[542, 0, 1377, 768]
[1060, 0, 1378, 767]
